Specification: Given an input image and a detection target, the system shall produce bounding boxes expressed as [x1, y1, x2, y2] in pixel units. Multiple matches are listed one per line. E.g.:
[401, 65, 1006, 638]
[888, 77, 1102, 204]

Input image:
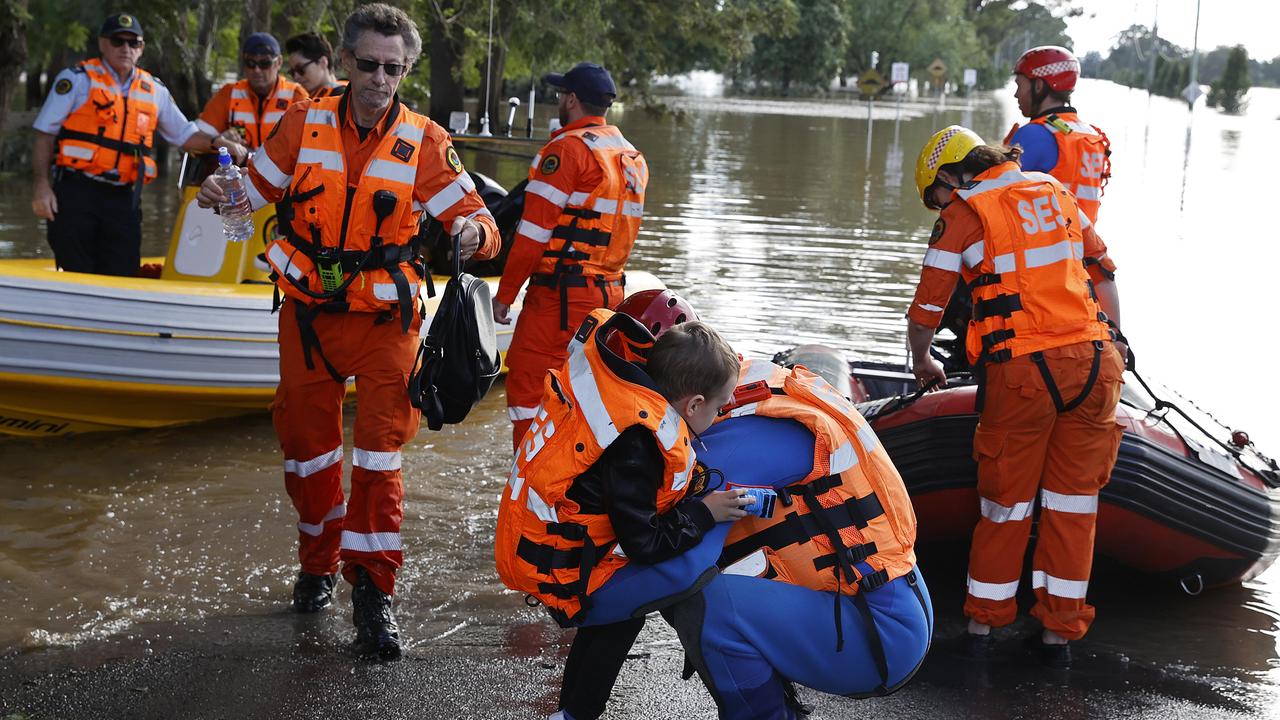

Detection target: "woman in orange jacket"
[906, 126, 1126, 668]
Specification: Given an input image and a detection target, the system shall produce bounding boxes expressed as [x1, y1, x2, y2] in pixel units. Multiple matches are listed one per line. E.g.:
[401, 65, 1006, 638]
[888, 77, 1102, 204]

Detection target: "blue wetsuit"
[669, 415, 934, 720]
[1009, 119, 1059, 172]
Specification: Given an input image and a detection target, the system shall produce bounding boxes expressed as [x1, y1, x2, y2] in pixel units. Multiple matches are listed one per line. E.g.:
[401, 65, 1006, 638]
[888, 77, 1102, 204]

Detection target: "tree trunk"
[428, 18, 465, 129]
[241, 0, 272, 47]
[0, 0, 29, 131]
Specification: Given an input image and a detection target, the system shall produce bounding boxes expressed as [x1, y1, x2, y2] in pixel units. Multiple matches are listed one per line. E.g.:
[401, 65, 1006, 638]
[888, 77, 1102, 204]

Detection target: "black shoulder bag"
[408, 232, 502, 430]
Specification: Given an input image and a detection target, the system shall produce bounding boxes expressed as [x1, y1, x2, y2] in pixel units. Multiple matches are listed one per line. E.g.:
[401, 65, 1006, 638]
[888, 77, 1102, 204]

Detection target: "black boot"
[292, 572, 336, 613]
[351, 566, 401, 660]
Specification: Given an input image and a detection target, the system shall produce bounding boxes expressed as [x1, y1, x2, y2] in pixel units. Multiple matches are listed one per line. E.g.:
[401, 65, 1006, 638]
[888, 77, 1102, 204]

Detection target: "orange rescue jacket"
[718, 360, 918, 595]
[1016, 112, 1111, 223]
[224, 77, 305, 149]
[55, 58, 159, 185]
[263, 94, 429, 316]
[494, 309, 696, 626]
[954, 162, 1111, 365]
[530, 125, 647, 287]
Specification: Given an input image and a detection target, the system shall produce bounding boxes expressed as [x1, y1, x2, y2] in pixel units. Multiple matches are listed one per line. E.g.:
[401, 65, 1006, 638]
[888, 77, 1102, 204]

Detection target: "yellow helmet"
[914, 125, 984, 207]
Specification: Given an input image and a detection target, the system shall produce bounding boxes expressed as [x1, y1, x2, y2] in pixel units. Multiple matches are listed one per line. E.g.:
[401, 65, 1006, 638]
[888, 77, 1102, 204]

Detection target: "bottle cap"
[218, 146, 231, 166]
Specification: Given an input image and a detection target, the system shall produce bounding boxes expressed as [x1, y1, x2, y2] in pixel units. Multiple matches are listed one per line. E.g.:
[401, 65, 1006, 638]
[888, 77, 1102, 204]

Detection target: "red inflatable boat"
[773, 345, 1280, 593]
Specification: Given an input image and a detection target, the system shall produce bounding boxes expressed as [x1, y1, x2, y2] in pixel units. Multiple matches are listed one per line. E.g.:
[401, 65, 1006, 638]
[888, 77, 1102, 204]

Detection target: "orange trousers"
[963, 340, 1124, 640]
[273, 300, 422, 596]
[504, 283, 623, 449]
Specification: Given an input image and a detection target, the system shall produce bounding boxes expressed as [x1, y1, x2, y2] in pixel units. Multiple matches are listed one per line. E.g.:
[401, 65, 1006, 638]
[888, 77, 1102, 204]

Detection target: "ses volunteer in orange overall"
[285, 32, 347, 100]
[196, 33, 308, 151]
[493, 62, 649, 449]
[197, 4, 498, 660]
[907, 127, 1126, 668]
[1004, 46, 1111, 224]
[30, 13, 240, 276]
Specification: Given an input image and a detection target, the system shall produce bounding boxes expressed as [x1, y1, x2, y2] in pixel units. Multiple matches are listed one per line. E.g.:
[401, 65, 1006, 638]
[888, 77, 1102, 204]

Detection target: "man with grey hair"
[197, 2, 498, 660]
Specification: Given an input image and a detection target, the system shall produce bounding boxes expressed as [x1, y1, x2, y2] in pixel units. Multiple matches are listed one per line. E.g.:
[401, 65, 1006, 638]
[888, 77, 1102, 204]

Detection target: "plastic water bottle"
[214, 147, 254, 242]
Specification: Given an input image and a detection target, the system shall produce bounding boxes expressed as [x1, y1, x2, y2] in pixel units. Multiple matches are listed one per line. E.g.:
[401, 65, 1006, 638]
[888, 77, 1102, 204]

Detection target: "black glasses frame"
[353, 56, 407, 77]
[243, 57, 278, 70]
[108, 36, 143, 49]
[289, 58, 317, 77]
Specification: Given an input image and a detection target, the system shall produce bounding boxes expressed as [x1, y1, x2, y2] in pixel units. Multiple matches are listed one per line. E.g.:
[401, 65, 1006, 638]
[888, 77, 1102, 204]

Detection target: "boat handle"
[1179, 573, 1204, 596]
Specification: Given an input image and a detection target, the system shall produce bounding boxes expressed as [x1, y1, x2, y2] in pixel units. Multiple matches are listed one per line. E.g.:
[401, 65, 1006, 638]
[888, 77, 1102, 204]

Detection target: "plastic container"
[214, 147, 254, 242]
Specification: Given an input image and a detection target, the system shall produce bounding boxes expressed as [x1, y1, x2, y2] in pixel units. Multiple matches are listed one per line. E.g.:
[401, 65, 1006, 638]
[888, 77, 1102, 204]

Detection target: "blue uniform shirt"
[1008, 122, 1058, 173]
[33, 62, 199, 146]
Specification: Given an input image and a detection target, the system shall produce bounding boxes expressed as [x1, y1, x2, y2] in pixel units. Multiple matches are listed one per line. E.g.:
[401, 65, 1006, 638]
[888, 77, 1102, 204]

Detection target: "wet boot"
[292, 572, 336, 613]
[351, 566, 401, 660]
[1024, 632, 1072, 669]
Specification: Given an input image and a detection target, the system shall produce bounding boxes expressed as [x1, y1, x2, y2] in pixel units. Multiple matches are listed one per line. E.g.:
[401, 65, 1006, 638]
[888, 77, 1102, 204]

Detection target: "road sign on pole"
[858, 68, 886, 97]
[963, 68, 977, 88]
[891, 62, 910, 84]
[928, 59, 947, 80]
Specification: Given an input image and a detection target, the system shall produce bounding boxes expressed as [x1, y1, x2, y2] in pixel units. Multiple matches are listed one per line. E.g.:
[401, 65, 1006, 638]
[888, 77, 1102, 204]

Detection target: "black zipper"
[115, 86, 129, 171]
[338, 186, 355, 251]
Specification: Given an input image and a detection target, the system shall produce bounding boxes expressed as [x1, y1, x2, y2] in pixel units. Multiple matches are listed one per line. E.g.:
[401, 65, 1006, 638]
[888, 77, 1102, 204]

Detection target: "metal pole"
[477, 0, 495, 136]
[1187, 0, 1201, 107]
[526, 80, 535, 138]
[1145, 0, 1159, 93]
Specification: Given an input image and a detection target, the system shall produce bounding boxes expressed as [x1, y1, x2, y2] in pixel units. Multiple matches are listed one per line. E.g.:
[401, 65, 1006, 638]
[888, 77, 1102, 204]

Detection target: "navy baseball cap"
[242, 32, 281, 57]
[543, 62, 617, 107]
[100, 13, 143, 38]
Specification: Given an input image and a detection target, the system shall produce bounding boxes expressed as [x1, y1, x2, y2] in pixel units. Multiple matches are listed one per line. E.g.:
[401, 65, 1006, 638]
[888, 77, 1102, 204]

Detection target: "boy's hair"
[645, 321, 739, 401]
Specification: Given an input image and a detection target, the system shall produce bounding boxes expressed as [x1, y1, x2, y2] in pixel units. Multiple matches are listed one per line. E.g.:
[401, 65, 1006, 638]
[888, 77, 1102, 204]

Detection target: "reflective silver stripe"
[468, 207, 495, 221]
[592, 198, 618, 214]
[353, 448, 402, 471]
[195, 119, 220, 136]
[340, 530, 402, 553]
[507, 468, 525, 500]
[508, 406, 539, 421]
[297, 148, 344, 172]
[967, 575, 1019, 600]
[245, 176, 269, 211]
[1078, 212, 1093, 230]
[262, 110, 283, 124]
[298, 504, 346, 536]
[1075, 184, 1102, 201]
[231, 111, 256, 124]
[373, 282, 417, 302]
[412, 201, 425, 214]
[251, 146, 291, 189]
[305, 108, 338, 127]
[728, 402, 759, 418]
[993, 253, 1016, 274]
[231, 88, 249, 99]
[525, 180, 570, 208]
[366, 158, 416, 186]
[856, 423, 879, 454]
[671, 452, 695, 492]
[962, 241, 985, 269]
[131, 92, 155, 105]
[654, 405, 681, 451]
[580, 133, 635, 151]
[567, 191, 591, 206]
[530, 152, 542, 169]
[1045, 119, 1095, 135]
[829, 440, 859, 474]
[424, 173, 477, 216]
[956, 169, 1032, 200]
[923, 247, 961, 272]
[611, 544, 628, 558]
[1031, 570, 1089, 599]
[1040, 489, 1098, 514]
[526, 488, 559, 523]
[277, 88, 296, 99]
[1072, 241, 1084, 259]
[1023, 240, 1074, 269]
[979, 497, 1034, 523]
[392, 123, 424, 142]
[60, 145, 96, 160]
[723, 549, 768, 577]
[568, 344, 619, 448]
[90, 81, 115, 92]
[916, 302, 944, 313]
[739, 359, 778, 387]
[622, 200, 643, 217]
[517, 220, 553, 244]
[283, 446, 343, 478]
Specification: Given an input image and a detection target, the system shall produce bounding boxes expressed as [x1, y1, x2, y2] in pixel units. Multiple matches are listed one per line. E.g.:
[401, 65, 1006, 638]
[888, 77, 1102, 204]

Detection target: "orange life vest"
[494, 309, 696, 626]
[310, 81, 347, 100]
[225, 77, 306, 149]
[531, 125, 647, 286]
[55, 58, 159, 185]
[955, 162, 1111, 366]
[1026, 112, 1110, 223]
[718, 360, 917, 596]
[263, 95, 428, 318]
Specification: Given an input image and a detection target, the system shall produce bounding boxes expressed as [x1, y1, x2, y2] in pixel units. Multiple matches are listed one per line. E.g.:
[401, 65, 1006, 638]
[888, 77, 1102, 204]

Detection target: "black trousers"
[559, 617, 647, 720]
[47, 171, 142, 276]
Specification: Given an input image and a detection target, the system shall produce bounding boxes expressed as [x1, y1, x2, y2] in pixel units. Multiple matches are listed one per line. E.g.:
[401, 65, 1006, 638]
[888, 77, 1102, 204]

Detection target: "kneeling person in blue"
[494, 301, 754, 720]
[665, 359, 934, 719]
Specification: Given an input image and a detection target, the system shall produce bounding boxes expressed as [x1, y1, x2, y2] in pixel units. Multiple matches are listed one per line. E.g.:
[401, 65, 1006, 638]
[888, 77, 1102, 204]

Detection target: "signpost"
[963, 68, 977, 88]
[891, 62, 909, 85]
[857, 68, 886, 97]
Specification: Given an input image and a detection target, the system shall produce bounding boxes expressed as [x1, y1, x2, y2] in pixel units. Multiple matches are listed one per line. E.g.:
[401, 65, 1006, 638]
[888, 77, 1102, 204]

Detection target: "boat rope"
[0, 316, 276, 343]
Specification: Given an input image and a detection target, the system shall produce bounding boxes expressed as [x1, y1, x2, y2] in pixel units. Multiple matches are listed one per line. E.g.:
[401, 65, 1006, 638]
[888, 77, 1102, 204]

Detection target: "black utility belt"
[55, 167, 132, 189]
[529, 272, 624, 289]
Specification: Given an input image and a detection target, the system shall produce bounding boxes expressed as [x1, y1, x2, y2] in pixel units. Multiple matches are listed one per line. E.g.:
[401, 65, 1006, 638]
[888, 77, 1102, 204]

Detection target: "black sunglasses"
[108, 36, 143, 49]
[243, 57, 277, 70]
[353, 56, 406, 77]
[289, 59, 316, 77]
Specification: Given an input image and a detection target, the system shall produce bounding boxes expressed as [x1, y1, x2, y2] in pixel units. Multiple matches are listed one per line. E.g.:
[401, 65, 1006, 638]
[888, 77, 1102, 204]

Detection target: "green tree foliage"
[1207, 45, 1250, 114]
[740, 0, 844, 94]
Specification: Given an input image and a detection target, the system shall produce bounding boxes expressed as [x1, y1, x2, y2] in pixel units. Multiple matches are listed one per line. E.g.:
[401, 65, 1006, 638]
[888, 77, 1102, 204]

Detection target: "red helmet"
[614, 289, 697, 339]
[1014, 46, 1080, 93]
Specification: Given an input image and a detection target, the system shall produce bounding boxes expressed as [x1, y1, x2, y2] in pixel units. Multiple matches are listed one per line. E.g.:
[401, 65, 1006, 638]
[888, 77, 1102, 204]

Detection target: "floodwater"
[1, 80, 1278, 718]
